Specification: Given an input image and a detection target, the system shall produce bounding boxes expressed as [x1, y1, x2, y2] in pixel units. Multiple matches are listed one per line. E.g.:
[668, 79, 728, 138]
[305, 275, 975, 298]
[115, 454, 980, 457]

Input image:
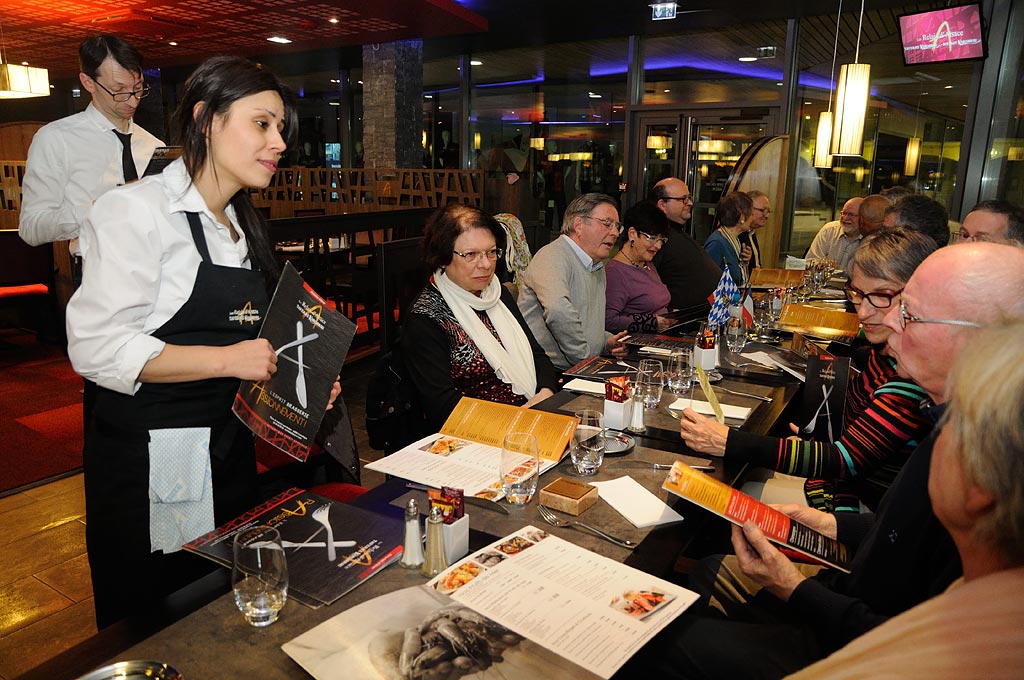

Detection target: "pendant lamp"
[831, 0, 870, 157]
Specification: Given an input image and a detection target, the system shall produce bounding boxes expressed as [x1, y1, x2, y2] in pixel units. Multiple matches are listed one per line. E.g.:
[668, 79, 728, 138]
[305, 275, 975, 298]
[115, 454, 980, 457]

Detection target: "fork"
[312, 504, 337, 561]
[713, 385, 773, 403]
[537, 505, 637, 549]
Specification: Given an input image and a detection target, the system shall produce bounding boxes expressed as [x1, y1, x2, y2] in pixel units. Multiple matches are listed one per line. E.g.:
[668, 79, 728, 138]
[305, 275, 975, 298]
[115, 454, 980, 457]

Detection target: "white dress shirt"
[66, 158, 252, 395]
[18, 103, 163, 253]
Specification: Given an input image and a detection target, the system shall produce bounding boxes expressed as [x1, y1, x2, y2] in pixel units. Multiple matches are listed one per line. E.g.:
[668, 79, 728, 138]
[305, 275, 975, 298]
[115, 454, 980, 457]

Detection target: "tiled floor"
[0, 351, 384, 679]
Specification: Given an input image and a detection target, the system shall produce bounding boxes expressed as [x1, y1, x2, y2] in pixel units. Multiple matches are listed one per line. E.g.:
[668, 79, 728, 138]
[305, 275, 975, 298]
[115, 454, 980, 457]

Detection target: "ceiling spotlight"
[267, 36, 292, 44]
[169, 41, 178, 46]
[663, 89, 670, 93]
[738, 57, 757, 62]
[328, 18, 339, 24]
[470, 60, 482, 66]
[944, 85, 953, 89]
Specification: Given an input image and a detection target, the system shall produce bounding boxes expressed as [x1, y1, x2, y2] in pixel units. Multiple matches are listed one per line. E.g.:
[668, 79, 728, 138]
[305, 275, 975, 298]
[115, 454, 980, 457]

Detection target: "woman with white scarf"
[402, 205, 559, 430]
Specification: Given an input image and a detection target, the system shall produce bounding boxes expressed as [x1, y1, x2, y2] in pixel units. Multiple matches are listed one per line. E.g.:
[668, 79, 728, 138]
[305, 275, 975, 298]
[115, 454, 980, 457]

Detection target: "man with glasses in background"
[518, 193, 630, 370]
[806, 196, 864, 272]
[955, 199, 1024, 245]
[650, 177, 722, 314]
[19, 34, 164, 285]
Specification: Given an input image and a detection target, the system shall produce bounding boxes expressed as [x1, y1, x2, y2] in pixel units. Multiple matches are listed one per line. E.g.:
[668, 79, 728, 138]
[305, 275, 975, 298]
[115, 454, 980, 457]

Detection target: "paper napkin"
[590, 476, 684, 528]
[668, 397, 752, 421]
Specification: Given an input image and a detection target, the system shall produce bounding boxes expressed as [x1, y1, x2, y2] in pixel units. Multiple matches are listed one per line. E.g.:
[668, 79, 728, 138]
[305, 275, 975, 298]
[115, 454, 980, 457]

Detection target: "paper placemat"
[590, 476, 684, 528]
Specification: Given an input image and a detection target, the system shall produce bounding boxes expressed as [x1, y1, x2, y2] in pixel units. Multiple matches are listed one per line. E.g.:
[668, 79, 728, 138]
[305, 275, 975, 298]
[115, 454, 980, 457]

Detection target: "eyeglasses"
[898, 300, 982, 330]
[753, 207, 771, 215]
[636, 230, 669, 245]
[844, 284, 901, 309]
[662, 195, 693, 204]
[90, 77, 151, 102]
[452, 248, 502, 263]
[953, 230, 991, 243]
[582, 215, 624, 234]
[840, 211, 860, 219]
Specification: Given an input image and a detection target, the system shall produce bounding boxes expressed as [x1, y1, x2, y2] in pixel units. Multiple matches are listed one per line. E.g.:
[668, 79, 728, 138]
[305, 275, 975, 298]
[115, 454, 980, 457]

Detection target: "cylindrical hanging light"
[814, 112, 834, 168]
[529, 137, 545, 150]
[831, 62, 870, 156]
[904, 136, 921, 176]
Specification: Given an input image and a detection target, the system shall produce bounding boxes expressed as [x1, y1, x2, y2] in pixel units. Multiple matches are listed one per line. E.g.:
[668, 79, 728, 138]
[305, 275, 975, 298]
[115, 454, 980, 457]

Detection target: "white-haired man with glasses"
[630, 242, 1024, 679]
[20, 34, 163, 272]
[518, 193, 630, 370]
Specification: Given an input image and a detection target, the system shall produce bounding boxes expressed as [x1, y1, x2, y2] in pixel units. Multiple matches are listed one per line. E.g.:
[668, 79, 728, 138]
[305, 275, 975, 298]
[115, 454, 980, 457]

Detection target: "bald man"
[634, 243, 1024, 679]
[806, 197, 863, 272]
[650, 177, 722, 313]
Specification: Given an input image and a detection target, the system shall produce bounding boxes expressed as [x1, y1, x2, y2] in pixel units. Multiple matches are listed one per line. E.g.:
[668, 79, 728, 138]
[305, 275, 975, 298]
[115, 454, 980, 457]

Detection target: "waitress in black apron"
[66, 56, 297, 628]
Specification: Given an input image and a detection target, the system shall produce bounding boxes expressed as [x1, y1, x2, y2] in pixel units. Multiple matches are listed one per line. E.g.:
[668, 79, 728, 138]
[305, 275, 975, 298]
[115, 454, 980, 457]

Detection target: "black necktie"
[112, 130, 138, 183]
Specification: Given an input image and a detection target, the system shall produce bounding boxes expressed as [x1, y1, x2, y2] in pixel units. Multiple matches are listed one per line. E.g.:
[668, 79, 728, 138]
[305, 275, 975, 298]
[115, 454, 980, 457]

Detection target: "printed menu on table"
[232, 262, 357, 461]
[283, 527, 698, 680]
[777, 303, 861, 343]
[366, 397, 578, 499]
[662, 462, 851, 572]
[184, 487, 403, 608]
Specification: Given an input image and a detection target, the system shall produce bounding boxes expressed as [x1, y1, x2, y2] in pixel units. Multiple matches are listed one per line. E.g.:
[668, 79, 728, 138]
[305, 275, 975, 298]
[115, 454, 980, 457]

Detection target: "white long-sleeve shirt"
[18, 103, 163, 253]
[66, 158, 252, 395]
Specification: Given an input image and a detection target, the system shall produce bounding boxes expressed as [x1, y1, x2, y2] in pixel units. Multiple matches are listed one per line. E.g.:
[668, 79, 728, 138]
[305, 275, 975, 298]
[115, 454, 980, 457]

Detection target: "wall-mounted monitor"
[898, 3, 985, 66]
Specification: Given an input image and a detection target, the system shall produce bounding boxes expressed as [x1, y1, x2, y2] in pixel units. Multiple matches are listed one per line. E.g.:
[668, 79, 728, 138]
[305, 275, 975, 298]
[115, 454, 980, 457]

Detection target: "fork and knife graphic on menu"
[274, 321, 318, 408]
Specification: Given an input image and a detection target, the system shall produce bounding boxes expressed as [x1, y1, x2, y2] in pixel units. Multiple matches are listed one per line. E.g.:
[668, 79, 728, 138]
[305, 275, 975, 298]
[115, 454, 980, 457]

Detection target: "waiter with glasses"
[19, 34, 164, 286]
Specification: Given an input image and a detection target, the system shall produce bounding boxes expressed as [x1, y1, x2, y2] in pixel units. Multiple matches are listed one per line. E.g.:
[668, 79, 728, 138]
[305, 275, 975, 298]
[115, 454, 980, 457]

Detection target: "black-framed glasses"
[663, 194, 693, 204]
[91, 77, 151, 102]
[898, 300, 983, 330]
[637, 230, 669, 245]
[452, 248, 502, 263]
[582, 215, 624, 234]
[843, 284, 902, 309]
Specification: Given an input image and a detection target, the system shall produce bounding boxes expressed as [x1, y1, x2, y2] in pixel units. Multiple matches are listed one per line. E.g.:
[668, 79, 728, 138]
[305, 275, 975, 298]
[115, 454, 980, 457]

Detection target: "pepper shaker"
[421, 506, 449, 577]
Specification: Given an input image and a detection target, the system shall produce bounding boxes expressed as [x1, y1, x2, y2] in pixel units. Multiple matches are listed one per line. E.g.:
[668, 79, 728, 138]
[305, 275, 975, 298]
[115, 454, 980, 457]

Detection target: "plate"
[75, 662, 183, 680]
[603, 431, 636, 456]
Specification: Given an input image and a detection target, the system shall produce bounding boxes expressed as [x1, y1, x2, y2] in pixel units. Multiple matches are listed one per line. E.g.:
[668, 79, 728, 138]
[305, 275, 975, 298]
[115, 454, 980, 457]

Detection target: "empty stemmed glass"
[725, 305, 748, 353]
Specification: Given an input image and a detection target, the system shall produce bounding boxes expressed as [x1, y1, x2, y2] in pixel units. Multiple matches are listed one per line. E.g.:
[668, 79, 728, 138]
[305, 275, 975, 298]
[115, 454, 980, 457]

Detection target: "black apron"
[84, 212, 269, 628]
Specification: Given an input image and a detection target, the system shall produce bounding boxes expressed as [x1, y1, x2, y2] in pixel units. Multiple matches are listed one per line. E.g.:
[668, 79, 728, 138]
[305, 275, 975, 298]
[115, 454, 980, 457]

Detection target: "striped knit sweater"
[726, 348, 932, 512]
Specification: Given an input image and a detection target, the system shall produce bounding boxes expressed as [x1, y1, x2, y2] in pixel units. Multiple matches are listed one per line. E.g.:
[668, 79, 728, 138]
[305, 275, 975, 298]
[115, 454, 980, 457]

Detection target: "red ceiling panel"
[0, 0, 488, 77]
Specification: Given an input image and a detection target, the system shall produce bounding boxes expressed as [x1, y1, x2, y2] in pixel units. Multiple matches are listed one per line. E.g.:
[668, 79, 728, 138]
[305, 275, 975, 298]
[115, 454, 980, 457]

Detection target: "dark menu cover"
[183, 487, 404, 608]
[798, 355, 852, 442]
[232, 262, 357, 461]
[142, 146, 183, 176]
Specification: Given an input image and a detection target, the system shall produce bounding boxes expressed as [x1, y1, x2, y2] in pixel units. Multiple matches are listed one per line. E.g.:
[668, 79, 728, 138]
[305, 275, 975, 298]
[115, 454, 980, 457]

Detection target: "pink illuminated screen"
[899, 4, 985, 65]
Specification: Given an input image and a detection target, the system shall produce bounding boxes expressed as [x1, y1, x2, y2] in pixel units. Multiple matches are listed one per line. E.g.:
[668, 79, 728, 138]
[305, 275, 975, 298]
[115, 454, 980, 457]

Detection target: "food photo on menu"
[284, 527, 699, 679]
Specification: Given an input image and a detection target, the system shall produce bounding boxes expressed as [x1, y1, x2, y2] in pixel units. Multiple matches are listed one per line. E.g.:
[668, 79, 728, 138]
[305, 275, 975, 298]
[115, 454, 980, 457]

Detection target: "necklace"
[618, 246, 649, 270]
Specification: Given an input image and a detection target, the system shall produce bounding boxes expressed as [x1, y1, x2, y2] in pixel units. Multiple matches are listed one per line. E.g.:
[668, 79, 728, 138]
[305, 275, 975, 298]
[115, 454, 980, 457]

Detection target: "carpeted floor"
[0, 329, 84, 496]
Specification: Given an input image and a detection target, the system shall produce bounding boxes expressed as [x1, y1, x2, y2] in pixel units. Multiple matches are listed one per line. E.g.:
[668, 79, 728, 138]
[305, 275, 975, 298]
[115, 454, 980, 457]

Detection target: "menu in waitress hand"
[232, 262, 357, 461]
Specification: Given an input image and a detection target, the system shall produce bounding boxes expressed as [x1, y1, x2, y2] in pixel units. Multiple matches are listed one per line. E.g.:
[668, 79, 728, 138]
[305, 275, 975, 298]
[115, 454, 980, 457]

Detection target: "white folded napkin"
[668, 397, 752, 421]
[590, 476, 684, 528]
[638, 346, 673, 356]
[742, 351, 805, 382]
[563, 378, 605, 395]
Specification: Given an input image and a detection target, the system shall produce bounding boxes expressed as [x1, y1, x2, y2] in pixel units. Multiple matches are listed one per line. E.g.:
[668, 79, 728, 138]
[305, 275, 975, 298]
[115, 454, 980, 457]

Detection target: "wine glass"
[725, 306, 748, 353]
[666, 349, 694, 395]
[232, 525, 288, 627]
[636, 359, 665, 410]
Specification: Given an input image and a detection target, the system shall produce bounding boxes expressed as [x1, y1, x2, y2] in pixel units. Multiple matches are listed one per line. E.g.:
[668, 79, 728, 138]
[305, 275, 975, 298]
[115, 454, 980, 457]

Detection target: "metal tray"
[603, 431, 636, 456]
[76, 661, 183, 680]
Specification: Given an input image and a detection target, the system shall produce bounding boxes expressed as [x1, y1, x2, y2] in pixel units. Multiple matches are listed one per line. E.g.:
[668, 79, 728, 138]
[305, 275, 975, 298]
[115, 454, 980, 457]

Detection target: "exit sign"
[651, 2, 677, 20]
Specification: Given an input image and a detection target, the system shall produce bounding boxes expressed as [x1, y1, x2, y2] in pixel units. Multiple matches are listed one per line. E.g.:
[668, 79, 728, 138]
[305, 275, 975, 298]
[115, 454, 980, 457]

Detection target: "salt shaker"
[626, 385, 646, 433]
[421, 505, 449, 577]
[399, 498, 424, 569]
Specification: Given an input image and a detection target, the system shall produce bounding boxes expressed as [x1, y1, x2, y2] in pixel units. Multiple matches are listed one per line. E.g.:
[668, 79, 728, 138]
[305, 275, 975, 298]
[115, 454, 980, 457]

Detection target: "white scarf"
[434, 270, 538, 398]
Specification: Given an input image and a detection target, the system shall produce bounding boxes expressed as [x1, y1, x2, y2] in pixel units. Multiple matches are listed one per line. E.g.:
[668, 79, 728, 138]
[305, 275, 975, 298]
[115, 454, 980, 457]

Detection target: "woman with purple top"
[605, 201, 673, 333]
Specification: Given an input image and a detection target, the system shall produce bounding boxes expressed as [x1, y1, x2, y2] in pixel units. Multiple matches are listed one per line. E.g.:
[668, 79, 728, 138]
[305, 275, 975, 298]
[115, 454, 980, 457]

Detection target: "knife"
[404, 482, 510, 515]
[605, 460, 715, 472]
